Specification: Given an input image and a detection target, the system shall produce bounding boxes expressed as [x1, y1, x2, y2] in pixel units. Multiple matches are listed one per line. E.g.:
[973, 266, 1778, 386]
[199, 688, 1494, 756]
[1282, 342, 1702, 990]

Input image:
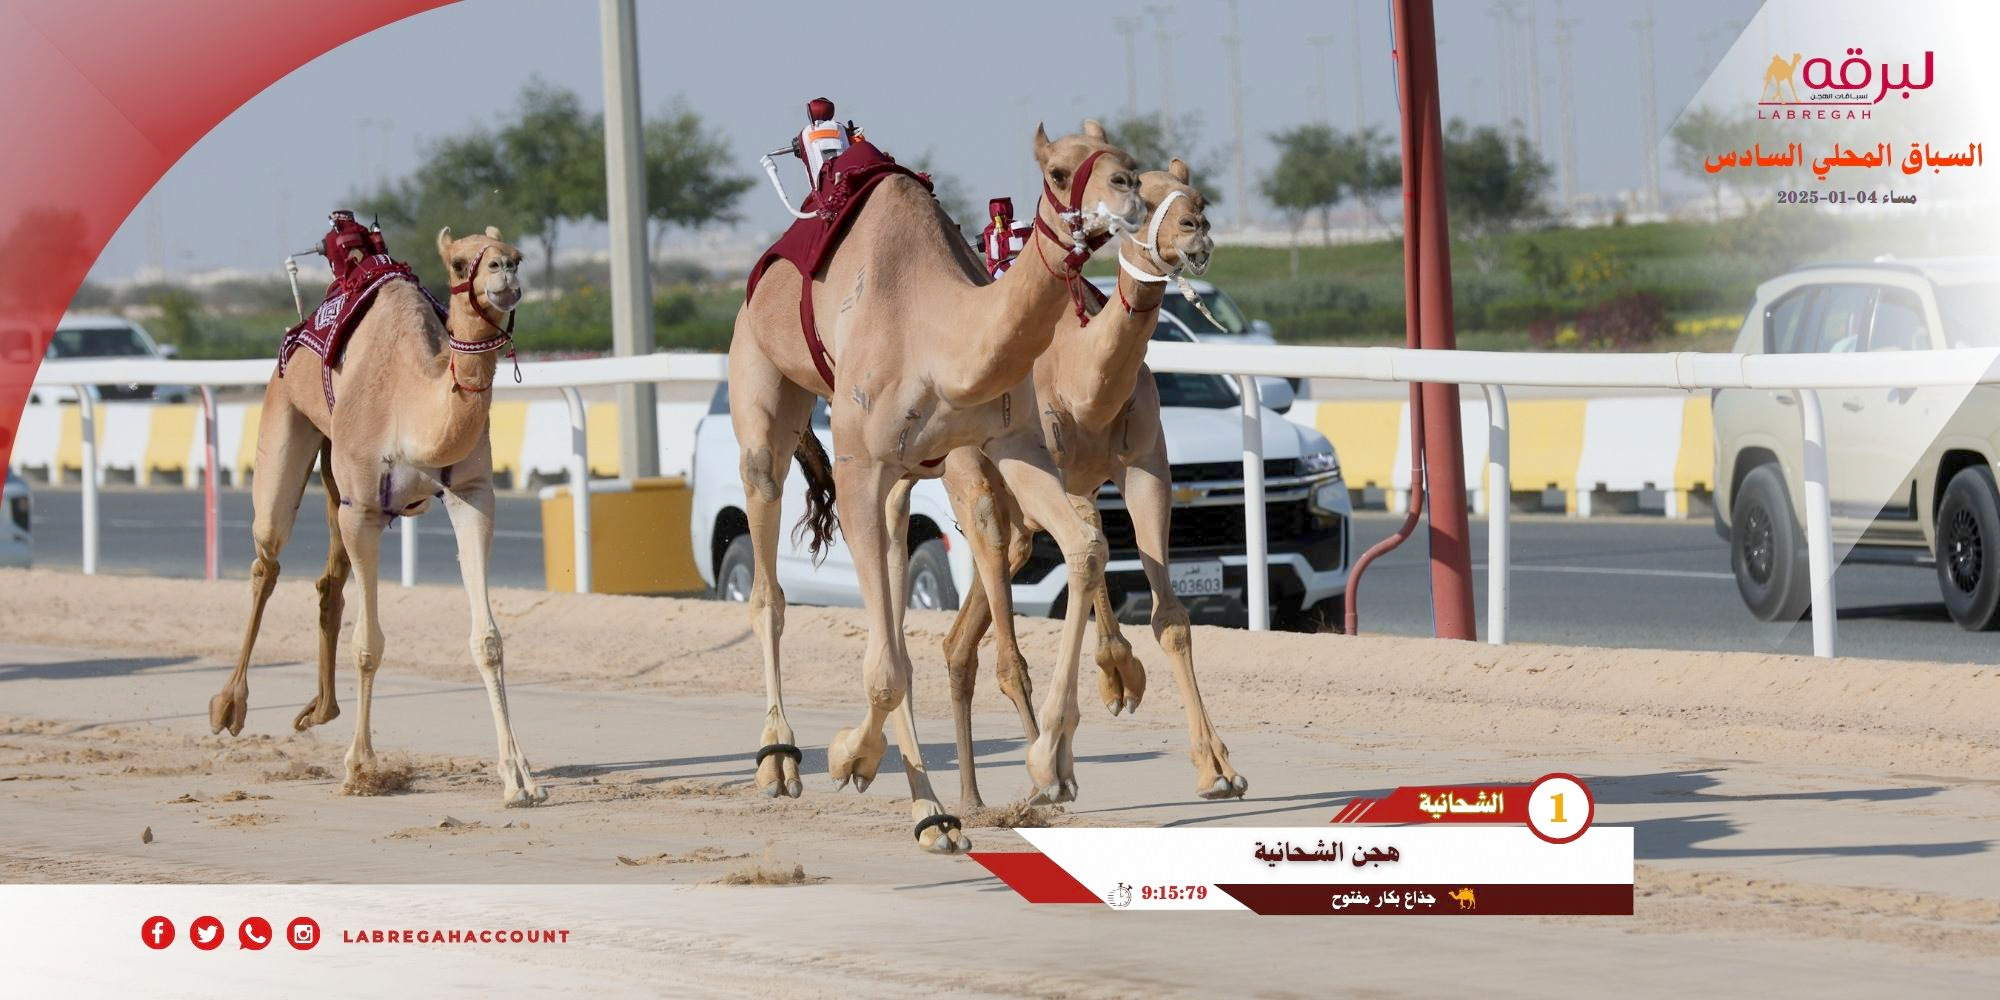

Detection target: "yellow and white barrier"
[1285, 394, 1713, 515]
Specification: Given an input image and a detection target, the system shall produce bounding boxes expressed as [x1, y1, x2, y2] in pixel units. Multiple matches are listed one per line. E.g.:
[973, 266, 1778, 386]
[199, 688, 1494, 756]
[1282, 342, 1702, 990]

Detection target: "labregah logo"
[1759, 47, 1933, 106]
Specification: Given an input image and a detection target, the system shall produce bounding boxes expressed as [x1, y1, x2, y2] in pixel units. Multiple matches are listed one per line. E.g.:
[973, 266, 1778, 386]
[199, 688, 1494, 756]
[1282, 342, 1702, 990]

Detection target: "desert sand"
[2, 567, 1998, 997]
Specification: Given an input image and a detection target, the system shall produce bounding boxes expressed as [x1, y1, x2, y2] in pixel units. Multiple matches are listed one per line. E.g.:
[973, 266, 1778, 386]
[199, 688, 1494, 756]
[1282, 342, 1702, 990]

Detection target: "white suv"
[1713, 257, 2000, 629]
[689, 329, 1353, 630]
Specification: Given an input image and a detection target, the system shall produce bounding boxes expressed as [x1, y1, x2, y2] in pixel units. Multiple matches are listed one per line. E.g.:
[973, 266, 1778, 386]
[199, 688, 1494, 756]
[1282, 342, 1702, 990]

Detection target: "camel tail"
[790, 429, 839, 565]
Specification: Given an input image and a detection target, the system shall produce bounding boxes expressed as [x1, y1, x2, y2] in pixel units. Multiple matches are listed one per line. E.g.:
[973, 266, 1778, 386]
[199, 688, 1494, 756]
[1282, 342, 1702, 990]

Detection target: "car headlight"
[1310, 479, 1345, 515]
[1300, 450, 1340, 478]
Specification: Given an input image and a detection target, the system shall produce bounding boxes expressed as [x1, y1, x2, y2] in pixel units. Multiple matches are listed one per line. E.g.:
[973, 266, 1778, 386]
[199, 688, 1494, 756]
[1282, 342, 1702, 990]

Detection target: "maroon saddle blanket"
[279, 252, 447, 409]
[744, 139, 931, 389]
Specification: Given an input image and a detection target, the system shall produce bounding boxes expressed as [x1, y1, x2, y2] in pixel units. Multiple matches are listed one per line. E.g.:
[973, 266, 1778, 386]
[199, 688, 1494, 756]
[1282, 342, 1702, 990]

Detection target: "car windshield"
[1936, 283, 2000, 348]
[48, 325, 151, 359]
[1150, 322, 1239, 408]
[1159, 287, 1248, 336]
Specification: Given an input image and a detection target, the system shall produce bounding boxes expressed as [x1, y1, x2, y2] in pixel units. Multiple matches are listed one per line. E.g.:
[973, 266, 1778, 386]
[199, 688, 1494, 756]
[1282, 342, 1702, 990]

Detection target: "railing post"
[1235, 375, 1268, 630]
[400, 513, 417, 587]
[76, 385, 98, 575]
[561, 387, 593, 594]
[198, 386, 219, 581]
[1795, 388, 1837, 657]
[1482, 384, 1510, 645]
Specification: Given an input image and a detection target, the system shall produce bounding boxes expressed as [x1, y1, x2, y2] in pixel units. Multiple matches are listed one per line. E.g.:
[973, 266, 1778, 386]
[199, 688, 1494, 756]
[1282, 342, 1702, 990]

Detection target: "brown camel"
[937, 161, 1245, 811]
[206, 226, 545, 807]
[729, 121, 1144, 851]
[1762, 52, 1803, 102]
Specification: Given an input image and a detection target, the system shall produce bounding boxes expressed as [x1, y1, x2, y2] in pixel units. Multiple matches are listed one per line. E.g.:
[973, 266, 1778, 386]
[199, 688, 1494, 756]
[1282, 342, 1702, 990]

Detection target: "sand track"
[3, 568, 1999, 996]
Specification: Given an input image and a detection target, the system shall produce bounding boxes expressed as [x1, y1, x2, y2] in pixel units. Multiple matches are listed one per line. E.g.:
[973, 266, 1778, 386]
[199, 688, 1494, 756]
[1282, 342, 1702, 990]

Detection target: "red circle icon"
[238, 916, 273, 951]
[189, 915, 225, 951]
[1526, 772, 1596, 845]
[285, 916, 321, 951]
[140, 916, 175, 950]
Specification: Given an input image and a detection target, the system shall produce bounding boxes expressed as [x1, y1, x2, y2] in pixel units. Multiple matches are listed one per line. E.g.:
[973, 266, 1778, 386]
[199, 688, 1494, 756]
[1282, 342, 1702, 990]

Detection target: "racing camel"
[731, 121, 1144, 851]
[206, 224, 546, 808]
[938, 161, 1246, 811]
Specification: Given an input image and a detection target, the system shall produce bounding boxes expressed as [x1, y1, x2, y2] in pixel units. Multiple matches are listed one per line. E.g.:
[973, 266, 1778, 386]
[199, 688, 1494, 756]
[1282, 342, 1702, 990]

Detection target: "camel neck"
[935, 220, 1087, 407]
[1049, 250, 1164, 431]
[403, 299, 502, 469]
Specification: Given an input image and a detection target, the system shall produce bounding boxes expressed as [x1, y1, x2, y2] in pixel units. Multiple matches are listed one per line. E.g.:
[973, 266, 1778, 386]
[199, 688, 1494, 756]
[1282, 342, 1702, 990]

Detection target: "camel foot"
[1095, 636, 1146, 716]
[502, 783, 549, 808]
[1025, 731, 1077, 805]
[912, 803, 972, 854]
[754, 741, 803, 799]
[826, 726, 884, 793]
[291, 695, 339, 732]
[208, 683, 248, 736]
[1198, 774, 1250, 800]
[500, 756, 547, 807]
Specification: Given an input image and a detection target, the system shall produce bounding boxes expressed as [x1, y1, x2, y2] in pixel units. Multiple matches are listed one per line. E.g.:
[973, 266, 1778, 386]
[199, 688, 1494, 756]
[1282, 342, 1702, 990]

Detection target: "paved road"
[22, 485, 1994, 665]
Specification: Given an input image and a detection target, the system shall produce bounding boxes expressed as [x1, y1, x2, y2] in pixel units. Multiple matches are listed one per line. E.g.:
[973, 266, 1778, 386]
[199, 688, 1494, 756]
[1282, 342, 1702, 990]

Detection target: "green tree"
[909, 151, 975, 237]
[1261, 124, 1343, 277]
[1669, 105, 1754, 221]
[1102, 112, 1224, 205]
[641, 98, 752, 257]
[495, 79, 606, 294]
[1337, 126, 1401, 231]
[1441, 119, 1552, 272]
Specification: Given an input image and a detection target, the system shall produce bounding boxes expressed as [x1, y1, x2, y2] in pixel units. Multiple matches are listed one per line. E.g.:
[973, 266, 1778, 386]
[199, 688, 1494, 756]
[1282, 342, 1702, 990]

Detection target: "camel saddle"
[279, 250, 447, 410]
[744, 139, 931, 389]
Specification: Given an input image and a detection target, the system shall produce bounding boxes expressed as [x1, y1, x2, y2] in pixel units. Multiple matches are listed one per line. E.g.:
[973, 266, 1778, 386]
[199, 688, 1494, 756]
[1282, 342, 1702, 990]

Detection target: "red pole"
[1394, 0, 1477, 639]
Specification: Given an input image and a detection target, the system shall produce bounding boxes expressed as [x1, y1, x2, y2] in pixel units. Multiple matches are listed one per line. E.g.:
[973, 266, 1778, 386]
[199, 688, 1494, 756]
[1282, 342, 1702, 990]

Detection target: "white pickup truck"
[688, 322, 1352, 631]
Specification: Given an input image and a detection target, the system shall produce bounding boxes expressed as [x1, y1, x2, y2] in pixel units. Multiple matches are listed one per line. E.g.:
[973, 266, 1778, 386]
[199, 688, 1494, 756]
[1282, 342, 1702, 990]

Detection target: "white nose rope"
[1115, 189, 1224, 328]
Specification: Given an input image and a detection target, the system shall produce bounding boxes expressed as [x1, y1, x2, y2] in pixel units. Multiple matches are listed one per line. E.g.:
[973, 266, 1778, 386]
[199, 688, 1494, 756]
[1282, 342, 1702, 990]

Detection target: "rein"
[446, 245, 521, 393]
[1113, 188, 1226, 328]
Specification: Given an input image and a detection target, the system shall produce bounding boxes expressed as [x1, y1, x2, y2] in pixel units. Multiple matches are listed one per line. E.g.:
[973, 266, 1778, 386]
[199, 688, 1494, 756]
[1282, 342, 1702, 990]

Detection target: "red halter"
[446, 245, 520, 393]
[1030, 150, 1115, 322]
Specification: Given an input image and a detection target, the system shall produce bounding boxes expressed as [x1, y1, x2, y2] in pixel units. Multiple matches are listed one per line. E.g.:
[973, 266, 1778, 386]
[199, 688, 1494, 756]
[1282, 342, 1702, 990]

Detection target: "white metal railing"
[29, 343, 2000, 657]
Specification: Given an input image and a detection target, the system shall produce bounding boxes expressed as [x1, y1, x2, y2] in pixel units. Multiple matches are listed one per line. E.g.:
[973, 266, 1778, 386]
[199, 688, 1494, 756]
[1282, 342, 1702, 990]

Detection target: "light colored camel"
[1762, 52, 1803, 102]
[938, 161, 1245, 811]
[729, 122, 1144, 851]
[206, 226, 546, 807]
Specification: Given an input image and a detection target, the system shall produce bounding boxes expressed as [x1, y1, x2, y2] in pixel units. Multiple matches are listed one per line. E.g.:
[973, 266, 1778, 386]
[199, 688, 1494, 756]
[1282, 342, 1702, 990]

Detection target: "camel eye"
[1049, 167, 1069, 187]
[1179, 217, 1196, 230]
[453, 257, 468, 276]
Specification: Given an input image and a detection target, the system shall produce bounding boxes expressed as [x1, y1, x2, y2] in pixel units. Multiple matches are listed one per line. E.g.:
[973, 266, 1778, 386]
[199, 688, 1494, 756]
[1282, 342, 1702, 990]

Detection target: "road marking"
[1479, 564, 1734, 581]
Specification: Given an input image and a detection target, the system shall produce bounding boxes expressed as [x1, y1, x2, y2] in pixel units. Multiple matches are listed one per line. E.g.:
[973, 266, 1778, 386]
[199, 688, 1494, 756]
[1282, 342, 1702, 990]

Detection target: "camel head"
[1131, 158, 1213, 276]
[438, 226, 524, 315]
[1033, 119, 1145, 244]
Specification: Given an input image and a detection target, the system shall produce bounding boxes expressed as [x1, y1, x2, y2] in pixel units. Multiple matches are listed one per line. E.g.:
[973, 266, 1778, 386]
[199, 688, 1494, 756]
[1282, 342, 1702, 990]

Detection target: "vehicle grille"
[1169, 458, 1298, 484]
[1014, 497, 1343, 584]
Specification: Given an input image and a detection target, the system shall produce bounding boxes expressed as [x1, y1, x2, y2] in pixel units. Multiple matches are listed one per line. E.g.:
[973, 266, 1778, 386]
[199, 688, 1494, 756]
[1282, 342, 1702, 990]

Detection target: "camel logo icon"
[1447, 887, 1477, 911]
[1761, 52, 1804, 103]
[1107, 882, 1133, 908]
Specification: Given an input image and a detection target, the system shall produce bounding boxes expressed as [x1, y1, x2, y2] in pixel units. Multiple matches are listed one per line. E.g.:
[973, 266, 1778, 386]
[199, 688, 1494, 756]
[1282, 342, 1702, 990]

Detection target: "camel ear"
[436, 227, 454, 260]
[1168, 157, 1191, 183]
[1033, 123, 1052, 166]
[1082, 119, 1107, 140]
[484, 226, 501, 239]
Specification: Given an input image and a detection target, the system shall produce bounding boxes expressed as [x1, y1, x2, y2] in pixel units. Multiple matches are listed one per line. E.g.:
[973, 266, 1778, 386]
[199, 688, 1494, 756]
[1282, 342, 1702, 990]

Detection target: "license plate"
[1168, 561, 1225, 597]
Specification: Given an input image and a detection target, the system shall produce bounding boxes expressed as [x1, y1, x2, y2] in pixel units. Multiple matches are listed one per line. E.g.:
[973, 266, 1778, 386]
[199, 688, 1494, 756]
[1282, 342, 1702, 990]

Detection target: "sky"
[90, 0, 1762, 283]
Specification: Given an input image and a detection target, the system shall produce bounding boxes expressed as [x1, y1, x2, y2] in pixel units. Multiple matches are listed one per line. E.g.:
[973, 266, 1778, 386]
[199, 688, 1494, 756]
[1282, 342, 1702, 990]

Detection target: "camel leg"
[442, 453, 546, 806]
[294, 441, 347, 731]
[825, 459, 969, 853]
[334, 500, 388, 793]
[940, 449, 1039, 811]
[1084, 501, 1147, 716]
[989, 438, 1105, 805]
[209, 390, 321, 736]
[1119, 446, 1246, 799]
[727, 343, 815, 799]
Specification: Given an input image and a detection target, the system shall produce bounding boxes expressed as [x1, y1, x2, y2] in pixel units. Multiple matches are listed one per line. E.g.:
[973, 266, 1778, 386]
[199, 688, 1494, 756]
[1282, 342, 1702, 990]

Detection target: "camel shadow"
[0, 655, 197, 683]
[1836, 601, 1954, 623]
[1586, 768, 1946, 806]
[1629, 812, 1991, 862]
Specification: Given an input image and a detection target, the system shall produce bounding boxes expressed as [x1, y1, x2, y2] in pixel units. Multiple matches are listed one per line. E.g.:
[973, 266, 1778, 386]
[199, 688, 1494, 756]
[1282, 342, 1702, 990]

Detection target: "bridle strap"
[447, 245, 517, 353]
[1030, 149, 1116, 323]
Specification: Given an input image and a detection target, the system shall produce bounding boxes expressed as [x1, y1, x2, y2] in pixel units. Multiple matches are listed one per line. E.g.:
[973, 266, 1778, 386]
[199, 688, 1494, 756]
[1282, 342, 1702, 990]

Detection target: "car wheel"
[906, 539, 959, 611]
[1731, 463, 1810, 622]
[716, 534, 754, 603]
[1935, 465, 2000, 631]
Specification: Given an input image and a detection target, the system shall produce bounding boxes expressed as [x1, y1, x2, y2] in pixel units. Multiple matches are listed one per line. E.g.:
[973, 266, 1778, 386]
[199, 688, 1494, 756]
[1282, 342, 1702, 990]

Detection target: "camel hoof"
[763, 782, 782, 799]
[208, 687, 247, 737]
[920, 829, 973, 854]
[292, 697, 339, 732]
[825, 727, 883, 791]
[1231, 775, 1249, 796]
[1032, 779, 1078, 806]
[784, 777, 802, 798]
[503, 787, 546, 808]
[853, 774, 872, 794]
[914, 813, 971, 854]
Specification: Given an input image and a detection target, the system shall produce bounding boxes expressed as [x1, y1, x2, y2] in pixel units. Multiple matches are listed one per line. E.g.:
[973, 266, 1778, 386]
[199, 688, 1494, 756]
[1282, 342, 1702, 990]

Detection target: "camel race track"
[3, 567, 1999, 996]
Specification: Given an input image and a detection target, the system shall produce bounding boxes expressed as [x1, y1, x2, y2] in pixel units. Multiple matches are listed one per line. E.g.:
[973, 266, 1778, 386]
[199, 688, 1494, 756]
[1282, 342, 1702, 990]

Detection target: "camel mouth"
[486, 286, 522, 312]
